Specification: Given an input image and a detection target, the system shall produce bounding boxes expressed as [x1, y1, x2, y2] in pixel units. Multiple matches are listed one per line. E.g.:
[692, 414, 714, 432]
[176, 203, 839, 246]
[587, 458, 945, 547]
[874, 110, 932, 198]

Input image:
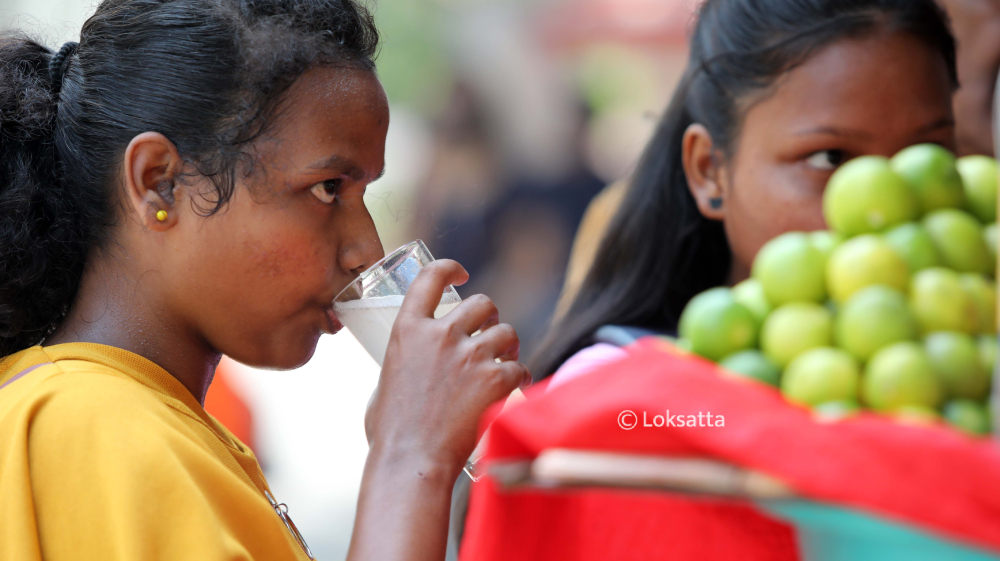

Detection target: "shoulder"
[22, 362, 168, 413]
[0, 357, 294, 560]
[6, 364, 199, 456]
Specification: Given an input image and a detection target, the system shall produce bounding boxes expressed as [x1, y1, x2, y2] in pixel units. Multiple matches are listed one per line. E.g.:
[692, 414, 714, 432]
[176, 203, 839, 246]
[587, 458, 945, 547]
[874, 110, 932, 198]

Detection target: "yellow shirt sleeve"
[2, 364, 311, 561]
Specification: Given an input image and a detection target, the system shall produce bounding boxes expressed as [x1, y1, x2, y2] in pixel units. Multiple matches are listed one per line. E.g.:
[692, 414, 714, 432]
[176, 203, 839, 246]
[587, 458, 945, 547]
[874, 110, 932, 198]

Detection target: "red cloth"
[460, 339, 1000, 560]
[462, 477, 800, 561]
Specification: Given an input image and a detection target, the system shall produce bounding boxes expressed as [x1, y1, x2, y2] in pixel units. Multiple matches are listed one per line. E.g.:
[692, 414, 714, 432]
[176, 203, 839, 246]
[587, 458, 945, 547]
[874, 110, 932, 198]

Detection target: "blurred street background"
[0, 0, 696, 557]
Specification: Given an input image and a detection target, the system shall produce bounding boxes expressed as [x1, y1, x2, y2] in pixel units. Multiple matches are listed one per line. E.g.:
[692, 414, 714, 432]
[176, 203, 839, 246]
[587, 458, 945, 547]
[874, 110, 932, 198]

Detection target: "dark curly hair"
[0, 0, 380, 356]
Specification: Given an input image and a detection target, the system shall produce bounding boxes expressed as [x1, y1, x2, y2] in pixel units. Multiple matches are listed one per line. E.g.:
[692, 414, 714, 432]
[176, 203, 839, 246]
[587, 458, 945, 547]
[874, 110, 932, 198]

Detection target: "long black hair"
[530, 0, 958, 379]
[0, 0, 379, 357]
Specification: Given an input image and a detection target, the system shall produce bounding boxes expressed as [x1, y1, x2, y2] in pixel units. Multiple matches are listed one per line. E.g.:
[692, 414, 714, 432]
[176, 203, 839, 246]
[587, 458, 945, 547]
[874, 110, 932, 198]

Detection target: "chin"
[228, 331, 321, 371]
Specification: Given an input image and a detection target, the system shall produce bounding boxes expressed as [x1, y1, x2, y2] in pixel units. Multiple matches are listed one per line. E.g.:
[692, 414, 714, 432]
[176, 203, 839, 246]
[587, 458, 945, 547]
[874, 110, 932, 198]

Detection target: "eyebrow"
[794, 117, 954, 140]
[307, 153, 386, 182]
[911, 117, 956, 136]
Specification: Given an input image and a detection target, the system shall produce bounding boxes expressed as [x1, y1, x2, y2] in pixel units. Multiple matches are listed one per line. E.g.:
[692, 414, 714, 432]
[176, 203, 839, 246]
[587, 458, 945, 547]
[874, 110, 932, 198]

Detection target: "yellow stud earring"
[156, 210, 168, 222]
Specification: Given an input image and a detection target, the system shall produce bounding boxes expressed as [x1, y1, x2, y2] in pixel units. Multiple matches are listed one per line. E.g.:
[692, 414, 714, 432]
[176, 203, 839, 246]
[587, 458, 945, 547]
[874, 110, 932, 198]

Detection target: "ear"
[122, 132, 182, 231]
[681, 123, 728, 221]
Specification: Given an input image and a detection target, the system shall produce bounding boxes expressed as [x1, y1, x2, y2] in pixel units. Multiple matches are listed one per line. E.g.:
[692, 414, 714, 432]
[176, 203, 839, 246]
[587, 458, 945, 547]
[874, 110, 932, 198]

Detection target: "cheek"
[725, 160, 828, 269]
[174, 209, 336, 318]
[236, 226, 334, 306]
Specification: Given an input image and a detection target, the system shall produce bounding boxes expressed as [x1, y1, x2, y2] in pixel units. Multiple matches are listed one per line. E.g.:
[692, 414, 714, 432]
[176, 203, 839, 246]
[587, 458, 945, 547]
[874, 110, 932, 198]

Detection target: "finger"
[448, 294, 499, 335]
[477, 314, 500, 335]
[472, 322, 520, 362]
[398, 259, 469, 319]
[494, 360, 533, 394]
[497, 342, 520, 362]
[363, 387, 381, 446]
[489, 323, 520, 361]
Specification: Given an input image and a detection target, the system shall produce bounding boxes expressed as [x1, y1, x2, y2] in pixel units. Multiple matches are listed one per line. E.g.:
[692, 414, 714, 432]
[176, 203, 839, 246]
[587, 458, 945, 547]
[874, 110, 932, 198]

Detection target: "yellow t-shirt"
[0, 343, 313, 561]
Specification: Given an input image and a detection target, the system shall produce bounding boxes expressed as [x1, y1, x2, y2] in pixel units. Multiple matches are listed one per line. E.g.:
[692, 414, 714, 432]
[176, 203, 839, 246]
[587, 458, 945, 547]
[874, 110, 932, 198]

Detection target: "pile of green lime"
[678, 144, 997, 437]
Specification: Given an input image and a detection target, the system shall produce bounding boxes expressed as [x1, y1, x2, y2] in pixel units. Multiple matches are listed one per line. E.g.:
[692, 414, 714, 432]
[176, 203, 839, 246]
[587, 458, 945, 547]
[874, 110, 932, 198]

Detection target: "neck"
[45, 250, 220, 405]
[726, 258, 751, 287]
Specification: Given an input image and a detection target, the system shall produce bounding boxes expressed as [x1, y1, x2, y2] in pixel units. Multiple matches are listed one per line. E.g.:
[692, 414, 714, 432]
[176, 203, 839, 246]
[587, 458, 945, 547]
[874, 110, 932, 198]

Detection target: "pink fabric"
[547, 343, 629, 392]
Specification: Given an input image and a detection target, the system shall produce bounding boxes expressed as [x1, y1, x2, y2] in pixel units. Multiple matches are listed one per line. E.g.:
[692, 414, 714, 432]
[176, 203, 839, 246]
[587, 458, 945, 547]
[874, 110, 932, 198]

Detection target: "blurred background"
[0, 0, 697, 557]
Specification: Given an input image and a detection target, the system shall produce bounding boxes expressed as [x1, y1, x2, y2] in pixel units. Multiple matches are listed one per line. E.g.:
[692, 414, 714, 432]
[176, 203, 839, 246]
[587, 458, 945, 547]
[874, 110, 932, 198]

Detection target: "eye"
[310, 178, 343, 204]
[806, 149, 846, 171]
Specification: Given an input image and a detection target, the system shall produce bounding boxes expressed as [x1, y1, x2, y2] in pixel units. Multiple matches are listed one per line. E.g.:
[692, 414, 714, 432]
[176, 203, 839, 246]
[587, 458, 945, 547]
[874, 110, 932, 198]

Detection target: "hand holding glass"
[333, 240, 496, 480]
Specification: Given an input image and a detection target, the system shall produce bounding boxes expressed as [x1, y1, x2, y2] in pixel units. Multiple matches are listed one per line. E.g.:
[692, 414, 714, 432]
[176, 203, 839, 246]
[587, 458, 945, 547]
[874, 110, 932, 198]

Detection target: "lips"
[325, 306, 344, 335]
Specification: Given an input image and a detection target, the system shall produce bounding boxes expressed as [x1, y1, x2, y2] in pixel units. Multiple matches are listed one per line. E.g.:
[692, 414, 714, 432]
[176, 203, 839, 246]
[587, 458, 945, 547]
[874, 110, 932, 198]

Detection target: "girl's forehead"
[750, 32, 953, 135]
[256, 66, 389, 165]
[246, 68, 389, 184]
[278, 66, 389, 125]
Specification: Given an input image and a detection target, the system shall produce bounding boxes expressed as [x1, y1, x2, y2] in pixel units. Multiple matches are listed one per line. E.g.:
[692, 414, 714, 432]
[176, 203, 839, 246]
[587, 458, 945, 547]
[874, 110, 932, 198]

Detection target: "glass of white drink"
[335, 240, 490, 479]
[333, 240, 462, 366]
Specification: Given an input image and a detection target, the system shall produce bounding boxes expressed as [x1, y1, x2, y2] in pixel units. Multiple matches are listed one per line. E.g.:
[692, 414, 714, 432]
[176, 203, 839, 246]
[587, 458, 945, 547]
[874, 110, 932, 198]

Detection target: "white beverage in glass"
[333, 240, 463, 367]
[333, 240, 486, 481]
[334, 291, 462, 366]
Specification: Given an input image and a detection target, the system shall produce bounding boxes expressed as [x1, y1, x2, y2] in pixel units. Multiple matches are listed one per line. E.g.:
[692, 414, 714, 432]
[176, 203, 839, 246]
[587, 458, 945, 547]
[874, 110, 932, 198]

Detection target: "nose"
[347, 243, 383, 277]
[338, 204, 384, 277]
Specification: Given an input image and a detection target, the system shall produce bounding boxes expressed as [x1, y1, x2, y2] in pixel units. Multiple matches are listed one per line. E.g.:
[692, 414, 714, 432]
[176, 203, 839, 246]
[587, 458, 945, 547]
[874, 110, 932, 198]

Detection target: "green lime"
[824, 300, 839, 316]
[751, 232, 827, 306]
[809, 230, 844, 260]
[923, 209, 995, 275]
[890, 144, 965, 213]
[883, 222, 941, 273]
[978, 334, 997, 374]
[956, 155, 998, 223]
[719, 350, 781, 387]
[679, 288, 758, 361]
[731, 278, 772, 328]
[863, 342, 942, 411]
[813, 399, 861, 421]
[675, 338, 694, 353]
[781, 347, 860, 406]
[826, 235, 909, 302]
[959, 274, 996, 335]
[761, 302, 833, 367]
[984, 223, 997, 260]
[835, 285, 916, 361]
[924, 331, 990, 400]
[943, 399, 991, 435]
[824, 155, 918, 236]
[909, 268, 977, 334]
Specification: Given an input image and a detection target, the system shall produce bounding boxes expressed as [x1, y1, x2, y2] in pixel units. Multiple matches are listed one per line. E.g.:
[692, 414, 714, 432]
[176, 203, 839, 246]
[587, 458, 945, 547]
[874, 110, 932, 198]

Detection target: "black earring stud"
[709, 198, 723, 209]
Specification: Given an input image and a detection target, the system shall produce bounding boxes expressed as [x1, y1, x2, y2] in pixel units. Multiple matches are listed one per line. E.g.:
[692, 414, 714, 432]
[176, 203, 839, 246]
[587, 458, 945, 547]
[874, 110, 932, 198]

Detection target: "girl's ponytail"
[0, 38, 89, 356]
